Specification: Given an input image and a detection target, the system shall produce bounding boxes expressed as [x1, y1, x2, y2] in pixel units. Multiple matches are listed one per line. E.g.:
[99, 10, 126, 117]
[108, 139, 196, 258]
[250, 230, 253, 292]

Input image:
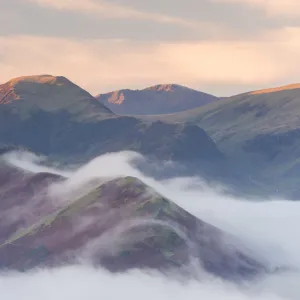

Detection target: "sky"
[1, 0, 300, 96]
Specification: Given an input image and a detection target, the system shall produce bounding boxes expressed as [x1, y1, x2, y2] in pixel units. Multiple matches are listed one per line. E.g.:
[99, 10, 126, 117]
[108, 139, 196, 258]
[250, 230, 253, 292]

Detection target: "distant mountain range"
[0, 75, 222, 164]
[96, 84, 219, 115]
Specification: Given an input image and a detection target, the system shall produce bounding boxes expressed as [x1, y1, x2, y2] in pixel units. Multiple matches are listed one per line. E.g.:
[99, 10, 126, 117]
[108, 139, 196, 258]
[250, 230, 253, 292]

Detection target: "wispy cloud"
[1, 27, 300, 95]
[24, 0, 213, 30]
[214, 0, 300, 17]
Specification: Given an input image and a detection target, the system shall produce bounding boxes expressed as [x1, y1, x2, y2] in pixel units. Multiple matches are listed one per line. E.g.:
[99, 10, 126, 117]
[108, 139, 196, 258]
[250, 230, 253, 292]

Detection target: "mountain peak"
[249, 83, 300, 95]
[0, 74, 112, 117]
[144, 84, 183, 92]
[1, 75, 73, 104]
[4, 75, 69, 87]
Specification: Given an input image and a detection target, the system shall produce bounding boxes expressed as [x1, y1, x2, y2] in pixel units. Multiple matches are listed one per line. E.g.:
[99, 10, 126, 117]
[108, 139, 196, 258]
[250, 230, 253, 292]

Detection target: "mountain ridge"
[249, 83, 300, 95]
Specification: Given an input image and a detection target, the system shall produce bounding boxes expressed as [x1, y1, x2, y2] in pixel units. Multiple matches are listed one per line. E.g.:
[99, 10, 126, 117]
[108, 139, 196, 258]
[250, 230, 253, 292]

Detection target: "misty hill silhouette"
[0, 156, 267, 281]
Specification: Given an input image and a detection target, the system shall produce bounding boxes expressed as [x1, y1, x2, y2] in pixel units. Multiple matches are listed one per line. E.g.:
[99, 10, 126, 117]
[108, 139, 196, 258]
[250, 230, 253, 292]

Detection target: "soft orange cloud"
[1, 28, 300, 94]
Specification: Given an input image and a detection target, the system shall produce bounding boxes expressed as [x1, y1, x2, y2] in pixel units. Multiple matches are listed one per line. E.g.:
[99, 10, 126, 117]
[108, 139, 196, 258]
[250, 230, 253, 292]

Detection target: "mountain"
[0, 158, 269, 281]
[0, 75, 223, 163]
[96, 84, 219, 115]
[0, 75, 112, 120]
[147, 83, 300, 198]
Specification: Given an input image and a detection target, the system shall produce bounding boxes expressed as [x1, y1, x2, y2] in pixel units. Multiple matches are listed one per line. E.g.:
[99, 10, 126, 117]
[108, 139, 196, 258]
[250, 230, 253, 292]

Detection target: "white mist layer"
[3, 150, 72, 177]
[0, 266, 292, 300]
[3, 150, 300, 300]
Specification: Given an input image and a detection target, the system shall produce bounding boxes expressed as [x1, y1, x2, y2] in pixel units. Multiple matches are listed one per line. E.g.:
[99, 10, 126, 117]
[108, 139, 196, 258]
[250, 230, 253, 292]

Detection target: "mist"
[2, 150, 300, 300]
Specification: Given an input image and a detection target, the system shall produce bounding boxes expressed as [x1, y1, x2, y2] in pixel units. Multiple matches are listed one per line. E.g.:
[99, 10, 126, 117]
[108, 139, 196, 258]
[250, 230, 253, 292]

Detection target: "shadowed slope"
[141, 84, 300, 198]
[150, 83, 300, 154]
